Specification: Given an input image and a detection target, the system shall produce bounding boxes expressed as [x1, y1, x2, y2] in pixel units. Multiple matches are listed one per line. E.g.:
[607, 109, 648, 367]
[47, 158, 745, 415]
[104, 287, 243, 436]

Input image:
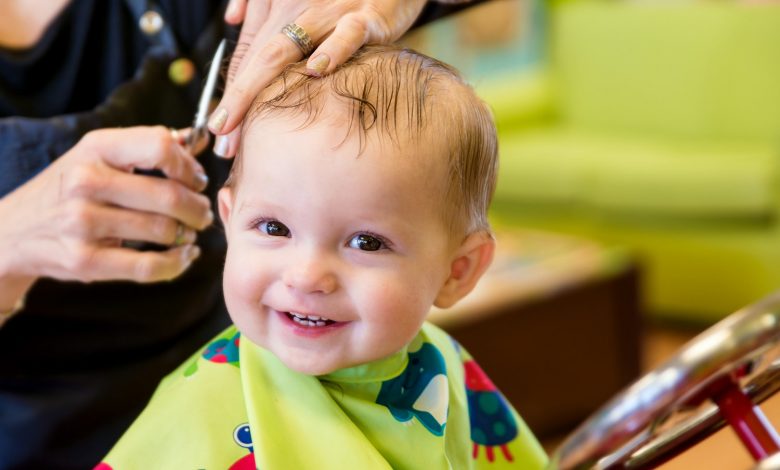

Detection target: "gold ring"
[282, 23, 314, 56]
[174, 223, 187, 246]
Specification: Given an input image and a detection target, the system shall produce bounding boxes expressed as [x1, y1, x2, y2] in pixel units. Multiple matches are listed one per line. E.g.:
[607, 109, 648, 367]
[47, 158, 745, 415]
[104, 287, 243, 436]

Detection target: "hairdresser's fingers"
[208, 31, 308, 136]
[216, 0, 286, 158]
[60, 244, 202, 283]
[65, 203, 197, 247]
[95, 171, 213, 230]
[225, 0, 276, 88]
[82, 127, 208, 192]
[227, 0, 272, 84]
[305, 13, 368, 77]
[215, 2, 295, 157]
[190, 132, 210, 156]
[211, 4, 333, 137]
[224, 0, 250, 25]
[214, 124, 242, 159]
[214, 2, 339, 147]
[111, 210, 197, 246]
[304, 0, 428, 78]
[63, 158, 212, 231]
[175, 127, 210, 156]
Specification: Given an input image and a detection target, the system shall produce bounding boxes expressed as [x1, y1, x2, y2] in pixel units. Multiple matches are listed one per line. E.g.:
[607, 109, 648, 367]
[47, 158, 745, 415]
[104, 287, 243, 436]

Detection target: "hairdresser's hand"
[209, 0, 430, 157]
[0, 126, 213, 307]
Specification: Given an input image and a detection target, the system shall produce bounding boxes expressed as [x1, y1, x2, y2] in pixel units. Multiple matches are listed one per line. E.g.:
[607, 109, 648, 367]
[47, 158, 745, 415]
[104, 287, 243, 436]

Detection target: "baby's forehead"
[244, 111, 448, 177]
[238, 117, 452, 220]
[237, 120, 448, 224]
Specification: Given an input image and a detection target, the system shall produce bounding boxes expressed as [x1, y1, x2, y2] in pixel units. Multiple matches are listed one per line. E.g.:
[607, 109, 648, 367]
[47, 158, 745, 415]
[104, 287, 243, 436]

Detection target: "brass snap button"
[139, 10, 164, 36]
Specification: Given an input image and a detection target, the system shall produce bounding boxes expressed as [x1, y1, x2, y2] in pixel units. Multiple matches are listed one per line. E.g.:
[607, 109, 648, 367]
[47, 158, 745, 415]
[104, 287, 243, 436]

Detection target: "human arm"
[0, 126, 213, 324]
[208, 0, 484, 157]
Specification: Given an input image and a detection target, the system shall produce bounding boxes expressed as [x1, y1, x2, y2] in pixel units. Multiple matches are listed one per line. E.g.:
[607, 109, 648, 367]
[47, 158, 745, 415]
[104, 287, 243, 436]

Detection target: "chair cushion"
[496, 128, 779, 218]
[554, 3, 780, 141]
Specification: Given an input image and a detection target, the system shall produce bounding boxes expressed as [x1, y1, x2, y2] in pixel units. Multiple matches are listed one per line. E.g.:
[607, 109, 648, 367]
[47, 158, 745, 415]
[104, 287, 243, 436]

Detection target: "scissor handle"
[185, 126, 209, 154]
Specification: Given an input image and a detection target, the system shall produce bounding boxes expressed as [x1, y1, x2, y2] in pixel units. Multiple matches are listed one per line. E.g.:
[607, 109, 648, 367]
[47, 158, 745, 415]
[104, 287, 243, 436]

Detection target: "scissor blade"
[187, 39, 227, 152]
[193, 38, 227, 132]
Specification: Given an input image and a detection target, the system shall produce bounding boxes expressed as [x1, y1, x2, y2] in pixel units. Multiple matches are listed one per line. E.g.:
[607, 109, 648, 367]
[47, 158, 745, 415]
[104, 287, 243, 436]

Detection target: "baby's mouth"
[285, 311, 337, 327]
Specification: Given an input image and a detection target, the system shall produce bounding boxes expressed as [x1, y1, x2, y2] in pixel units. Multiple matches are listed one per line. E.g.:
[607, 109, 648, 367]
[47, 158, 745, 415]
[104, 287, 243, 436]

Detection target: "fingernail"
[208, 107, 228, 132]
[226, 0, 238, 18]
[205, 210, 215, 227]
[196, 171, 209, 189]
[186, 245, 201, 261]
[306, 54, 330, 77]
[213, 135, 229, 158]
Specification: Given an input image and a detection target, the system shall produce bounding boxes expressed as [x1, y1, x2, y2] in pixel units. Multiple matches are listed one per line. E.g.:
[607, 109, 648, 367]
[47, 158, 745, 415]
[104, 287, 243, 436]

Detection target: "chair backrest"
[553, 2, 780, 141]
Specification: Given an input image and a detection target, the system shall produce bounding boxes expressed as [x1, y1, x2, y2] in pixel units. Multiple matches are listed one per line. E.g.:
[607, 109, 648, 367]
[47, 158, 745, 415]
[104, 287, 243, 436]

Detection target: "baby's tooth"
[288, 312, 333, 327]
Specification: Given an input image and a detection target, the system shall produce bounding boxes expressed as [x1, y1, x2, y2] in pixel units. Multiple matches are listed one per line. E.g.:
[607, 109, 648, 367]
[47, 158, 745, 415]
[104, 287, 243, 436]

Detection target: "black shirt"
[0, 2, 231, 468]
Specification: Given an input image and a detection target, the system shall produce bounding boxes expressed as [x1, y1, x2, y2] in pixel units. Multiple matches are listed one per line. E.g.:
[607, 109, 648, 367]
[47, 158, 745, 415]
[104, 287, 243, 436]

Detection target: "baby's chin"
[274, 347, 351, 376]
[276, 348, 395, 377]
[281, 356, 340, 376]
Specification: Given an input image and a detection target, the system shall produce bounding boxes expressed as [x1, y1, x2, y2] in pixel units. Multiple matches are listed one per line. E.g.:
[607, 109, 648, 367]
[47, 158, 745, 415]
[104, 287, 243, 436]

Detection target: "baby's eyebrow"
[236, 200, 252, 214]
[236, 200, 270, 216]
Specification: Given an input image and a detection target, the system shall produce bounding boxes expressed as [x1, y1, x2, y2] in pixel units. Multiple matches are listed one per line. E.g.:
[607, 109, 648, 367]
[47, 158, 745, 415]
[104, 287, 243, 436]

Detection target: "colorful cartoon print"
[464, 360, 518, 462]
[184, 331, 241, 377]
[376, 343, 449, 436]
[229, 423, 255, 470]
[203, 332, 241, 365]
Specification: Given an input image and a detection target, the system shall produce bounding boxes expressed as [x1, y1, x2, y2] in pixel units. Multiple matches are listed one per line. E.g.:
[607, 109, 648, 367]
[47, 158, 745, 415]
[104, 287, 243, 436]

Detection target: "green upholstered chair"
[480, 2, 780, 322]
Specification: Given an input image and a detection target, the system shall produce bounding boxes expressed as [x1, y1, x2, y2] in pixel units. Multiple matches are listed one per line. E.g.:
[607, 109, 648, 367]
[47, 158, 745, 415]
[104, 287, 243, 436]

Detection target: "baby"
[98, 45, 547, 469]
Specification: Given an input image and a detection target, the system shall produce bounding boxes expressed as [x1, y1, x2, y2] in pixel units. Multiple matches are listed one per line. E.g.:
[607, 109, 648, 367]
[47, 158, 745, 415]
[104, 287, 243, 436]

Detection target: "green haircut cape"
[97, 323, 548, 469]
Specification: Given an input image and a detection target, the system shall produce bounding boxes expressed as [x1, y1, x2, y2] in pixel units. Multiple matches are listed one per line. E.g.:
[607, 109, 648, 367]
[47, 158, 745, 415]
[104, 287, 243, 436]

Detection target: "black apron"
[0, 2, 231, 468]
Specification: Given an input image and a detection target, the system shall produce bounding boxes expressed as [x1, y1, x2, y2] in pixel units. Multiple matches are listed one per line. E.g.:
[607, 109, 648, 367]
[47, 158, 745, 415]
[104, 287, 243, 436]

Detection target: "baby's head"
[218, 45, 497, 375]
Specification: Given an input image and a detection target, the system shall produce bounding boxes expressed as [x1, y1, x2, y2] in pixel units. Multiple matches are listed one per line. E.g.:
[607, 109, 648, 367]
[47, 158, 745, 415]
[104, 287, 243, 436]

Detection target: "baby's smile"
[271, 308, 350, 341]
[286, 311, 337, 327]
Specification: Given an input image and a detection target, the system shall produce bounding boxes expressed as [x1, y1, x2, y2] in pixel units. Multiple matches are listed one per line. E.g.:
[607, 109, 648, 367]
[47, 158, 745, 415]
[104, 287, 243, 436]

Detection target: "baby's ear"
[217, 187, 234, 236]
[434, 231, 495, 309]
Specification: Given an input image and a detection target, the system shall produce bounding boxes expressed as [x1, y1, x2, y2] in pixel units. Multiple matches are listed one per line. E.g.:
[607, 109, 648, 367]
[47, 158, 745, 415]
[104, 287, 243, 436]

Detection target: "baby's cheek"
[365, 278, 430, 335]
[223, 249, 268, 309]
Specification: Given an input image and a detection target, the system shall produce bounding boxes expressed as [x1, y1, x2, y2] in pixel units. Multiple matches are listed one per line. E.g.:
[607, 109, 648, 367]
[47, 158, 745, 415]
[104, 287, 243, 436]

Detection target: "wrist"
[0, 183, 40, 311]
[0, 294, 26, 327]
[0, 263, 36, 322]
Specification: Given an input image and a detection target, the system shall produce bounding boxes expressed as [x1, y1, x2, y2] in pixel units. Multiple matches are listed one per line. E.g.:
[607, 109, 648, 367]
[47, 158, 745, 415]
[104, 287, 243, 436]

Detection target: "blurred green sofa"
[481, 2, 780, 322]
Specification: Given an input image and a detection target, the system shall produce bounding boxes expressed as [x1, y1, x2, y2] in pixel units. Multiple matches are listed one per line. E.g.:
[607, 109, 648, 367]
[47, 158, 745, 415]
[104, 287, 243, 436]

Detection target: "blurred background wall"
[405, 0, 780, 324]
[405, 1, 780, 456]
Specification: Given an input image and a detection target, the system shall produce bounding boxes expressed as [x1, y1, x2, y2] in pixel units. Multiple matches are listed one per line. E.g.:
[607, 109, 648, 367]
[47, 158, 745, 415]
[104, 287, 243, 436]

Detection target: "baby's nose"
[281, 253, 337, 295]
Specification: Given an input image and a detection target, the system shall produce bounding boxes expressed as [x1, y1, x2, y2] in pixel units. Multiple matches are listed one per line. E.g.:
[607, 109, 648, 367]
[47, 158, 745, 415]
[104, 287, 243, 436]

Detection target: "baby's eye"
[257, 220, 290, 237]
[348, 234, 386, 252]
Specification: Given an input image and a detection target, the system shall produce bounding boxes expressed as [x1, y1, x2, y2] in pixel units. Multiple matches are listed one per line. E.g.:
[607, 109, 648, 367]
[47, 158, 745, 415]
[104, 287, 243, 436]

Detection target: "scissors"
[126, 39, 227, 251]
[185, 38, 227, 153]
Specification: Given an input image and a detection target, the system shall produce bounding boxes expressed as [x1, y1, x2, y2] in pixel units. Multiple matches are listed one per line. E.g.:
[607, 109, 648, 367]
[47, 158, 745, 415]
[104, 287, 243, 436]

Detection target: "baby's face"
[219, 116, 458, 375]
